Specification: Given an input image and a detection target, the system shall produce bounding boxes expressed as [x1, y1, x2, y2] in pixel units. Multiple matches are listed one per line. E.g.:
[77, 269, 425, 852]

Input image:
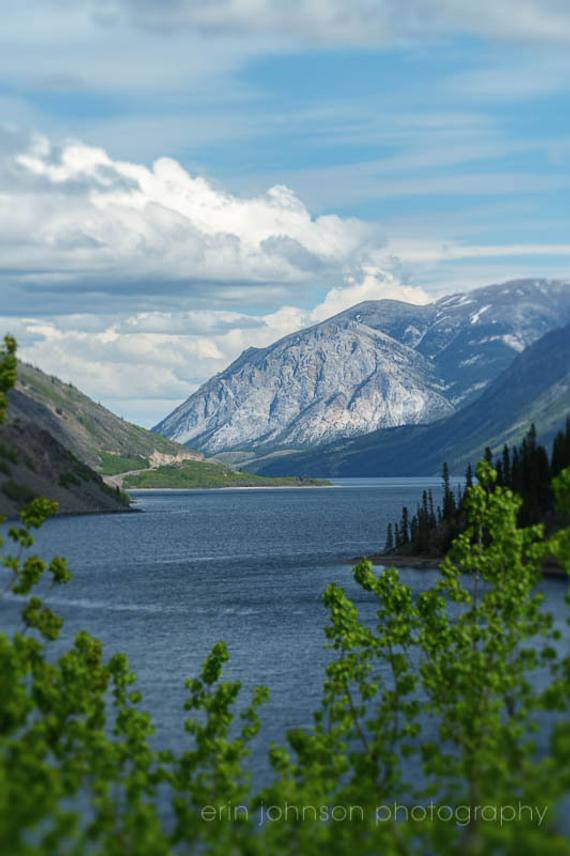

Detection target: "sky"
[2, 0, 570, 425]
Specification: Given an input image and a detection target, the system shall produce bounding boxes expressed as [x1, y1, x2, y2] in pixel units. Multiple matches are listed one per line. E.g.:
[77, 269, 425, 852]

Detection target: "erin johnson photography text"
[200, 802, 549, 828]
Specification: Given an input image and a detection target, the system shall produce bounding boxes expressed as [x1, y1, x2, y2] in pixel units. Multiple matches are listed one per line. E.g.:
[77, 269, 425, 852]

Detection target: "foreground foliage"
[1, 335, 569, 855]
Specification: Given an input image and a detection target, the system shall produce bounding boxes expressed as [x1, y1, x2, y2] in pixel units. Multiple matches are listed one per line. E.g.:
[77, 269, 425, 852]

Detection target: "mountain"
[0, 420, 132, 519]
[154, 279, 570, 455]
[4, 361, 327, 500]
[252, 321, 570, 477]
[156, 320, 454, 453]
[9, 362, 201, 473]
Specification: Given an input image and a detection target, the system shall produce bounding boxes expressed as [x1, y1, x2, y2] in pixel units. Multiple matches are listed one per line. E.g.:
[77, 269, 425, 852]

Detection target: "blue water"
[1, 479, 567, 783]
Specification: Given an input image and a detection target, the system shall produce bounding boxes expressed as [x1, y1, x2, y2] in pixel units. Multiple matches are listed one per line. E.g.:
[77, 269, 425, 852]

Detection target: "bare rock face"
[154, 279, 570, 454]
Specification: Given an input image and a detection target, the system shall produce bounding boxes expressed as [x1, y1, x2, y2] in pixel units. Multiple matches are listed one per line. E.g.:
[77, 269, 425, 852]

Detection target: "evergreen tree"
[442, 462, 456, 521]
[385, 417, 570, 559]
[400, 506, 410, 545]
[502, 444, 511, 484]
[428, 489, 436, 526]
[511, 446, 521, 494]
[551, 417, 570, 477]
[384, 523, 394, 553]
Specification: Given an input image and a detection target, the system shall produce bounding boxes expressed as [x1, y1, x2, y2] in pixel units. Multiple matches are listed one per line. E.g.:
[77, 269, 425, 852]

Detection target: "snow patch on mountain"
[470, 305, 491, 324]
[502, 334, 525, 352]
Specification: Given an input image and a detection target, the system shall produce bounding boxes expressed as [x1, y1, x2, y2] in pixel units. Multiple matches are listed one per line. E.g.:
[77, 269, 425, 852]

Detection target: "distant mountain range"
[154, 279, 570, 460]
[251, 321, 570, 477]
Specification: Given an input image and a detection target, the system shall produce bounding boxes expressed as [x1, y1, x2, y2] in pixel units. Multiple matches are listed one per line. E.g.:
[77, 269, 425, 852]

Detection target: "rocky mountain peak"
[154, 278, 570, 455]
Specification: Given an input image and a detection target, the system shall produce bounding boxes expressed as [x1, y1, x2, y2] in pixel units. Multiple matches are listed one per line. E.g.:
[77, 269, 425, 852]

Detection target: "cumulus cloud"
[5, 128, 568, 427]
[3, 128, 422, 423]
[310, 266, 430, 321]
[93, 0, 570, 45]
[1, 130, 376, 314]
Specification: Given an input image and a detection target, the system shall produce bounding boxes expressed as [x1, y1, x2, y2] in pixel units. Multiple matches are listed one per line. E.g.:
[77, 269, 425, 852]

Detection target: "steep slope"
[7, 362, 326, 495]
[155, 279, 570, 454]
[342, 279, 570, 406]
[156, 318, 453, 453]
[253, 322, 570, 477]
[9, 362, 201, 472]
[0, 420, 132, 518]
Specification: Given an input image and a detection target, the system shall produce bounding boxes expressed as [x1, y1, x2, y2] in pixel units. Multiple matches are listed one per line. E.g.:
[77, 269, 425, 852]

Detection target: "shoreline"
[360, 553, 568, 579]
[1, 505, 138, 522]
[366, 554, 441, 570]
[128, 483, 333, 493]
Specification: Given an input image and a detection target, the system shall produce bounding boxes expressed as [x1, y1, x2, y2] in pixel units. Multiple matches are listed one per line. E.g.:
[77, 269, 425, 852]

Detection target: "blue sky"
[1, 0, 570, 424]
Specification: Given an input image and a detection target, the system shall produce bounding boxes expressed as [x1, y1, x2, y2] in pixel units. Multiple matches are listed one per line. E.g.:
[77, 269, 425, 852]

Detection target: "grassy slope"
[124, 459, 329, 489]
[98, 452, 149, 475]
[9, 363, 326, 490]
[10, 362, 200, 471]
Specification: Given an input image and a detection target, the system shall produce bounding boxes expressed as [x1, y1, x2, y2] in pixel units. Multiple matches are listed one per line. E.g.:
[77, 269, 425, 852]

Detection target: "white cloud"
[2, 130, 415, 421]
[381, 239, 570, 264]
[5, 128, 570, 427]
[0, 130, 377, 313]
[448, 55, 570, 101]
[94, 0, 570, 45]
[309, 267, 430, 321]
[0, 1, 257, 94]
[264, 164, 570, 211]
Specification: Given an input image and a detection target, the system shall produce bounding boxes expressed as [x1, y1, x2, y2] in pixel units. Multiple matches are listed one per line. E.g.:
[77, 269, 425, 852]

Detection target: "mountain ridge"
[3, 360, 328, 502]
[9, 361, 202, 473]
[154, 278, 570, 455]
[252, 321, 570, 477]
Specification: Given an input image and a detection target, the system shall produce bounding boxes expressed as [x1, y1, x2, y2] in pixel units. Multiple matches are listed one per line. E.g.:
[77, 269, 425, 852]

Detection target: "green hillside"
[8, 360, 328, 491]
[0, 419, 132, 519]
[123, 459, 328, 489]
[9, 362, 201, 472]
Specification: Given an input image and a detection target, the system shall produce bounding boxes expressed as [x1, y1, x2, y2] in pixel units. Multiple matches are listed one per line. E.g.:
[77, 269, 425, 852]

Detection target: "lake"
[1, 478, 567, 783]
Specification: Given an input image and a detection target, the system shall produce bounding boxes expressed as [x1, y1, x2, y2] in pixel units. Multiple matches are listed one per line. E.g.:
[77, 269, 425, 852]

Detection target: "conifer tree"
[501, 443, 511, 483]
[384, 523, 394, 552]
[400, 506, 410, 545]
[442, 462, 456, 521]
[428, 489, 436, 526]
